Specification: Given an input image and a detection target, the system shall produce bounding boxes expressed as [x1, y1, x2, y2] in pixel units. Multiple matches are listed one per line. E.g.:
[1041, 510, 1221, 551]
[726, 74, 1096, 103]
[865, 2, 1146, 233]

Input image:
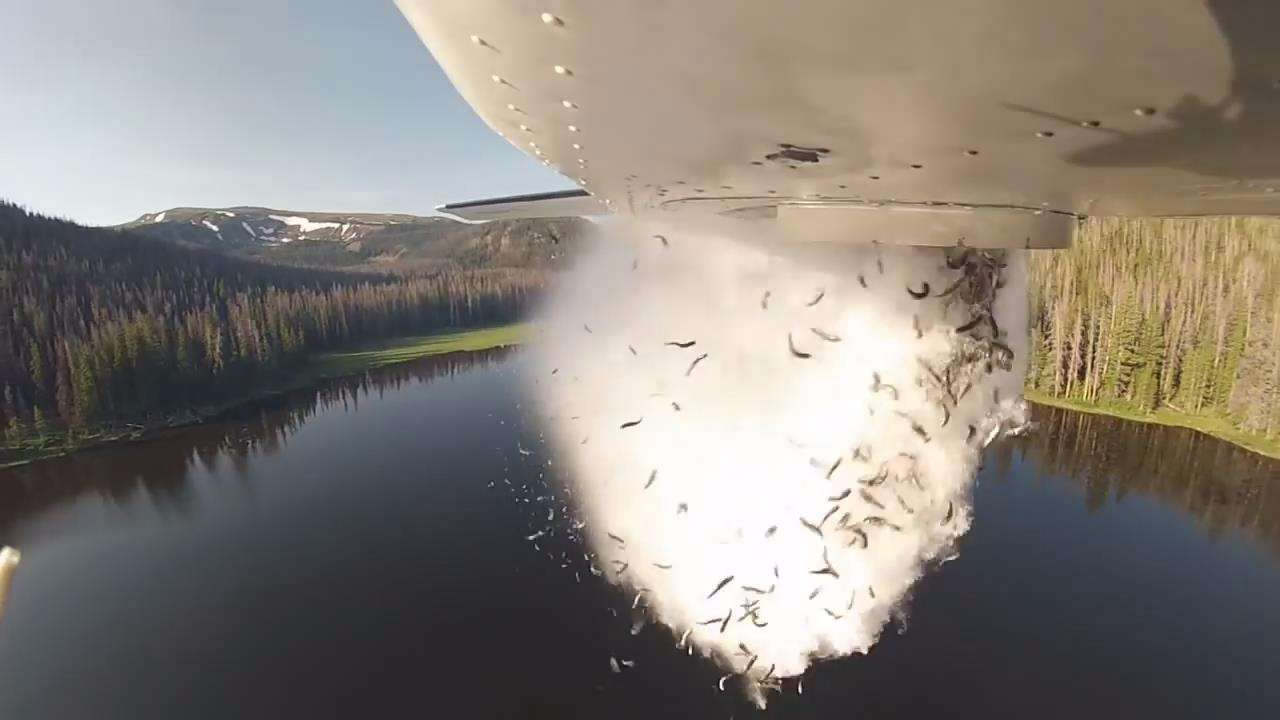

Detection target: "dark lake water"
[1, 349, 1278, 719]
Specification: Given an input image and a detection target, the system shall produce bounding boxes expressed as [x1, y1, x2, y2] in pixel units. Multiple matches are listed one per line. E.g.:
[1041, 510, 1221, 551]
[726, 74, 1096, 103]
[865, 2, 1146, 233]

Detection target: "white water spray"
[531, 217, 1028, 705]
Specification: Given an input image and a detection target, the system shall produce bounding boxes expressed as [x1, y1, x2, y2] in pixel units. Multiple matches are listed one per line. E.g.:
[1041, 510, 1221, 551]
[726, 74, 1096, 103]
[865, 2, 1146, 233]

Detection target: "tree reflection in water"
[0, 347, 517, 539]
[1000, 403, 1280, 558]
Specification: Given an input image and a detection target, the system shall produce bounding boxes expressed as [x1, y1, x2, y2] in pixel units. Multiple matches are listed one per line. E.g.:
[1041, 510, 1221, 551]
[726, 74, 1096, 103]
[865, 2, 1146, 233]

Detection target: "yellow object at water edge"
[0, 547, 20, 625]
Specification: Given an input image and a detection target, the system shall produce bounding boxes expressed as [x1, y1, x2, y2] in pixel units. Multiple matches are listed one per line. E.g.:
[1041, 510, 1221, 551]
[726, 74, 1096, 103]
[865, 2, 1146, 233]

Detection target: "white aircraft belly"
[396, 0, 1280, 242]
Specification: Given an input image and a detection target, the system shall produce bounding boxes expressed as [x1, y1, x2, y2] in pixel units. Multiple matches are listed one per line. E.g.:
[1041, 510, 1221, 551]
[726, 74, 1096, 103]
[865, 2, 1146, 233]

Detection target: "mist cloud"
[528, 217, 1029, 706]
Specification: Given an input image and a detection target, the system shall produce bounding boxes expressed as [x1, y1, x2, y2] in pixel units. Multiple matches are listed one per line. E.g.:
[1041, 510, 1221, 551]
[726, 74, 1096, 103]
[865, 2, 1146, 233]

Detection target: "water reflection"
[1, 358, 1278, 718]
[1006, 403, 1280, 558]
[0, 346, 517, 541]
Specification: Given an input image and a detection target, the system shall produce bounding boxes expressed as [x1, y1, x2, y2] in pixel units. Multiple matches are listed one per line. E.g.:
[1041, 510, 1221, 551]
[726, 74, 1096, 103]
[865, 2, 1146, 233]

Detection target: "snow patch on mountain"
[268, 215, 341, 233]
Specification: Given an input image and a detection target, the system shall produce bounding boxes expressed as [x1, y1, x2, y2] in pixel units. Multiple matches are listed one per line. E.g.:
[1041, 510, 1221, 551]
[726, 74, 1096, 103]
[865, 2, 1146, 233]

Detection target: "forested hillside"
[1029, 217, 1280, 446]
[5, 199, 1278, 459]
[0, 202, 543, 448]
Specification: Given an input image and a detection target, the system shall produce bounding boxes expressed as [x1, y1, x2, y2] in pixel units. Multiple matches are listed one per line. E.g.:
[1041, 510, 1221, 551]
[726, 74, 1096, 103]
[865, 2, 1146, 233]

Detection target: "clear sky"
[0, 0, 573, 226]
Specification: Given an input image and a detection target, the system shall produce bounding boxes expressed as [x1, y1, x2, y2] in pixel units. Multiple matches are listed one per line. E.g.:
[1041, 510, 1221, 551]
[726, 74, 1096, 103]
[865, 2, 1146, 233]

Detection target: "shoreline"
[1024, 389, 1280, 460]
[0, 324, 531, 469]
[6, 330, 1274, 467]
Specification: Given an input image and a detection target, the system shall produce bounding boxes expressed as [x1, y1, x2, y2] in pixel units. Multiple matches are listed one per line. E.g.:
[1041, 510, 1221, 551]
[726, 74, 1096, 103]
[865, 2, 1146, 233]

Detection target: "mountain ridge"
[119, 205, 593, 271]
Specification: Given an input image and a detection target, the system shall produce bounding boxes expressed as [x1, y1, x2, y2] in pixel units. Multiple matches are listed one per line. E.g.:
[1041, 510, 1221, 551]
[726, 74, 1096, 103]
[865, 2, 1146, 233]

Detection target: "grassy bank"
[303, 324, 530, 380]
[1025, 389, 1280, 460]
[1, 323, 531, 468]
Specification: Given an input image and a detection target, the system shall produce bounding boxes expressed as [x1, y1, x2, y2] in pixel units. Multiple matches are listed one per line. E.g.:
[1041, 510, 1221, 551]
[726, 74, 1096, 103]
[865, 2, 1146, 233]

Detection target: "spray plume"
[529, 217, 1029, 706]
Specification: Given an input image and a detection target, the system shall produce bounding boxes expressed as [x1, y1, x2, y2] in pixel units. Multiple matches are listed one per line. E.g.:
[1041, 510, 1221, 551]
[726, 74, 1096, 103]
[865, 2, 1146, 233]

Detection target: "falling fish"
[860, 488, 885, 510]
[644, 469, 657, 489]
[825, 457, 842, 479]
[654, 234, 669, 247]
[871, 372, 899, 400]
[805, 289, 826, 306]
[810, 327, 842, 342]
[820, 505, 839, 527]
[685, 353, 709, 376]
[610, 657, 621, 674]
[895, 492, 915, 514]
[583, 324, 594, 334]
[846, 527, 869, 548]
[907, 282, 931, 299]
[665, 340, 697, 348]
[708, 575, 736, 599]
[788, 333, 813, 359]
[628, 344, 638, 355]
[761, 290, 771, 309]
[810, 548, 840, 578]
[619, 417, 643, 429]
[943, 501, 955, 524]
[799, 516, 823, 537]
[607, 532, 626, 547]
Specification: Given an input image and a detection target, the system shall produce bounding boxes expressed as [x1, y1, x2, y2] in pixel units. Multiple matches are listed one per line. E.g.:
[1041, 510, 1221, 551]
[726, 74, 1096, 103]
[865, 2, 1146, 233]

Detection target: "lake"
[1, 349, 1277, 719]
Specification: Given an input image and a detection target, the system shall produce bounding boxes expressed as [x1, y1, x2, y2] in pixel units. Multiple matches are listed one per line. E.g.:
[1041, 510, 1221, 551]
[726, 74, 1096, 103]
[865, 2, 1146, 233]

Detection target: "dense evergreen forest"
[0, 202, 541, 449]
[4, 199, 1278, 459]
[1029, 217, 1280, 445]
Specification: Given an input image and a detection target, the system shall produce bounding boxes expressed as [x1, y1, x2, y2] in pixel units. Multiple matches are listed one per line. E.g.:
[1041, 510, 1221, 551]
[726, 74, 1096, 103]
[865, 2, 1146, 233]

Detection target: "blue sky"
[0, 0, 572, 225]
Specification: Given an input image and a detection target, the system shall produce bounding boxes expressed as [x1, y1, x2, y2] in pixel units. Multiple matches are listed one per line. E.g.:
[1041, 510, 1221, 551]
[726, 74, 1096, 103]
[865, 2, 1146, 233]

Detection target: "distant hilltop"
[119, 207, 447, 247]
[117, 206, 593, 271]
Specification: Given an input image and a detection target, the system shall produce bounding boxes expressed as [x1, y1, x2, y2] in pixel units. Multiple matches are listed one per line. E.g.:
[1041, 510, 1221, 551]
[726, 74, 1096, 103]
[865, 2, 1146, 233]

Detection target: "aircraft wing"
[398, 0, 1280, 246]
[438, 189, 605, 222]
